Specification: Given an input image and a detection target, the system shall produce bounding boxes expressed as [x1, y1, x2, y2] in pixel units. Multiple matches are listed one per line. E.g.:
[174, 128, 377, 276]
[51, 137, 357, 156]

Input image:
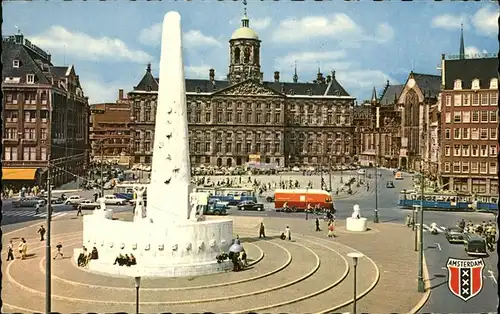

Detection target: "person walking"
[76, 204, 83, 217]
[259, 222, 266, 238]
[19, 238, 27, 260]
[315, 218, 321, 232]
[35, 203, 40, 214]
[53, 242, 64, 259]
[7, 240, 15, 261]
[327, 222, 336, 238]
[37, 225, 46, 241]
[284, 226, 291, 241]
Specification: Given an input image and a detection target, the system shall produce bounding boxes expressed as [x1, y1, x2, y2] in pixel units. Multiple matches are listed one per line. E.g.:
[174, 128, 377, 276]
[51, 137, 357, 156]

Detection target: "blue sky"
[4, 1, 498, 103]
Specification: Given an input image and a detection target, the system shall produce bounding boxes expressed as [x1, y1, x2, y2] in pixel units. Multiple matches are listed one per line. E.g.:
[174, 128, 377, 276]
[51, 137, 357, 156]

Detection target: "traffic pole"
[45, 155, 52, 314]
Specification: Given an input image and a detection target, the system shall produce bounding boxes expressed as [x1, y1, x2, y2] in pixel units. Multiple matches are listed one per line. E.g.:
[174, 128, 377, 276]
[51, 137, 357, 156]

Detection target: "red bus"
[274, 189, 334, 211]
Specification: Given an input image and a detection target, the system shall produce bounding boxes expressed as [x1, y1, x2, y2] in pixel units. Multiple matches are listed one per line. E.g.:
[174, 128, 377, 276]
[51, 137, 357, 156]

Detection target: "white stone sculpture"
[133, 185, 147, 221]
[80, 11, 234, 278]
[351, 204, 361, 219]
[346, 204, 368, 232]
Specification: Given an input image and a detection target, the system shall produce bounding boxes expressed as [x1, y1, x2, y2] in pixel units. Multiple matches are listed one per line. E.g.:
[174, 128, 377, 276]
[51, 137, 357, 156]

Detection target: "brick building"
[2, 32, 89, 188]
[439, 54, 498, 195]
[89, 89, 132, 165]
[128, 11, 356, 168]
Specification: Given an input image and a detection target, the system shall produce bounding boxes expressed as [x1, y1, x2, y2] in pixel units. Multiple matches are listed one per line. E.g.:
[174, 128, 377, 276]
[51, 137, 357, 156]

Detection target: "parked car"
[65, 195, 85, 205]
[292, 166, 301, 172]
[12, 197, 46, 208]
[357, 169, 366, 175]
[78, 200, 100, 210]
[445, 227, 465, 244]
[237, 200, 265, 211]
[386, 181, 395, 188]
[40, 195, 65, 205]
[98, 195, 128, 205]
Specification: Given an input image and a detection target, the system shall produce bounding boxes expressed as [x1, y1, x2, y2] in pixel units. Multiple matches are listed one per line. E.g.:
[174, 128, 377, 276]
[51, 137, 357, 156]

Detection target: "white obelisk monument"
[148, 11, 191, 222]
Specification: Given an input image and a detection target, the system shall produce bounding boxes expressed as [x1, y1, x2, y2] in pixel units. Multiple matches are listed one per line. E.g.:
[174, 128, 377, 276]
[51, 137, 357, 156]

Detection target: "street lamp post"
[328, 156, 332, 192]
[347, 252, 364, 314]
[45, 154, 53, 314]
[418, 165, 425, 292]
[135, 276, 141, 314]
[413, 204, 420, 251]
[373, 102, 381, 223]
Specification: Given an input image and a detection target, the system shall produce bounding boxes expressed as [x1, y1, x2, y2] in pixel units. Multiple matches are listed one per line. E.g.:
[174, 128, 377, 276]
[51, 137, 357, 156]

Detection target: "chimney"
[118, 89, 124, 100]
[274, 71, 280, 83]
[326, 75, 332, 84]
[209, 68, 215, 81]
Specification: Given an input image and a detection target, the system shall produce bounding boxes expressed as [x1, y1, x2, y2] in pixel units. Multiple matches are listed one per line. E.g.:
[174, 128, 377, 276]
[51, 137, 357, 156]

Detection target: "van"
[463, 234, 488, 256]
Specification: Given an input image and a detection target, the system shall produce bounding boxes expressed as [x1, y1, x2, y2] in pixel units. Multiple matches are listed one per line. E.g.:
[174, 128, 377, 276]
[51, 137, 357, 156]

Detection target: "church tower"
[227, 1, 262, 84]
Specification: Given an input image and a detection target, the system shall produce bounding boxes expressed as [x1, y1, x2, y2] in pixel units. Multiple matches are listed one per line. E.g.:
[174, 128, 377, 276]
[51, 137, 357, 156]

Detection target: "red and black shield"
[447, 257, 484, 301]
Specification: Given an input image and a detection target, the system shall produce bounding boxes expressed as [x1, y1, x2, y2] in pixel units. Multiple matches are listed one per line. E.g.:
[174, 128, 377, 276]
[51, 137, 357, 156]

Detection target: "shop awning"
[2, 168, 38, 181]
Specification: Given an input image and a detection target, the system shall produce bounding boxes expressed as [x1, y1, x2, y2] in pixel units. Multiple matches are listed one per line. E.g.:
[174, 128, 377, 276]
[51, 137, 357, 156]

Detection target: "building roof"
[132, 67, 351, 97]
[50, 66, 69, 78]
[2, 39, 52, 85]
[444, 57, 498, 90]
[231, 27, 259, 40]
[412, 73, 441, 97]
[379, 84, 404, 106]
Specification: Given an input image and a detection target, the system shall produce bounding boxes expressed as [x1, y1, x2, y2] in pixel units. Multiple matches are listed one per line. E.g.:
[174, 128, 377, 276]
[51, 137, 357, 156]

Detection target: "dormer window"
[307, 89, 313, 96]
[453, 79, 462, 90]
[13, 60, 20, 68]
[26, 74, 35, 84]
[195, 86, 201, 93]
[490, 78, 498, 89]
[471, 79, 480, 90]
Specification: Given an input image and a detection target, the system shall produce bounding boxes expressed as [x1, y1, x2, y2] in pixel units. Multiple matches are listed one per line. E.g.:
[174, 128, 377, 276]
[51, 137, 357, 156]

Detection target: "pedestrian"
[7, 240, 15, 261]
[327, 222, 336, 238]
[37, 225, 46, 241]
[19, 238, 27, 260]
[76, 204, 83, 216]
[259, 222, 266, 238]
[284, 226, 291, 241]
[54, 242, 64, 259]
[35, 203, 40, 214]
[315, 218, 321, 232]
[405, 214, 411, 227]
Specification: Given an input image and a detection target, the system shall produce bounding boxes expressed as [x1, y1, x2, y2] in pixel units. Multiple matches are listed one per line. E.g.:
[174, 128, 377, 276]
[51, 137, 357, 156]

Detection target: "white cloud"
[471, 6, 499, 36]
[138, 23, 221, 48]
[274, 51, 352, 74]
[251, 17, 272, 31]
[30, 26, 152, 63]
[271, 14, 394, 44]
[464, 46, 488, 57]
[183, 30, 222, 48]
[431, 14, 468, 30]
[185, 65, 213, 79]
[336, 70, 396, 91]
[138, 23, 162, 46]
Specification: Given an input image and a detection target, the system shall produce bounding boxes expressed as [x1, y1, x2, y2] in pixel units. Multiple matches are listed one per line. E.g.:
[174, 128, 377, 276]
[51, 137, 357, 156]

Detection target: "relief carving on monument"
[218, 80, 279, 96]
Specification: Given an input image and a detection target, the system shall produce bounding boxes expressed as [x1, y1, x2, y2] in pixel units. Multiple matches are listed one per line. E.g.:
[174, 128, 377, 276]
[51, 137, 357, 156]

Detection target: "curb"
[408, 253, 431, 314]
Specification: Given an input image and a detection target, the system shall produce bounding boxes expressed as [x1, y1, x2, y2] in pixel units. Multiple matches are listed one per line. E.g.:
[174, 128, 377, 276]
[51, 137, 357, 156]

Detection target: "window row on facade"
[187, 110, 283, 124]
[4, 110, 49, 122]
[443, 161, 497, 175]
[444, 127, 497, 140]
[4, 91, 49, 104]
[444, 92, 497, 107]
[444, 110, 497, 124]
[444, 144, 497, 158]
[4, 127, 48, 140]
[4, 146, 48, 161]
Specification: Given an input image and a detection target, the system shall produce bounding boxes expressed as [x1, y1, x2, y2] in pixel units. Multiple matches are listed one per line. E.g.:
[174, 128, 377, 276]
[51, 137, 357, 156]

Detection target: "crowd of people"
[113, 253, 137, 267]
[2, 185, 42, 200]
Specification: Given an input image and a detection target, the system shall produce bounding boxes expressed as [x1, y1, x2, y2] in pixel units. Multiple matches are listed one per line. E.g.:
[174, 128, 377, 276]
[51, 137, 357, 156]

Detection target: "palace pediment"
[213, 79, 284, 97]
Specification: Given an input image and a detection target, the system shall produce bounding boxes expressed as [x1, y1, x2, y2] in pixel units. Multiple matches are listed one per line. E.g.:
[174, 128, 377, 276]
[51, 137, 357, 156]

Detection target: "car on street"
[237, 200, 265, 211]
[386, 181, 395, 188]
[445, 227, 465, 244]
[204, 201, 228, 215]
[464, 234, 488, 256]
[12, 197, 46, 208]
[78, 200, 101, 210]
[98, 195, 128, 205]
[357, 169, 366, 175]
[292, 166, 301, 172]
[40, 195, 65, 204]
[65, 195, 85, 205]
